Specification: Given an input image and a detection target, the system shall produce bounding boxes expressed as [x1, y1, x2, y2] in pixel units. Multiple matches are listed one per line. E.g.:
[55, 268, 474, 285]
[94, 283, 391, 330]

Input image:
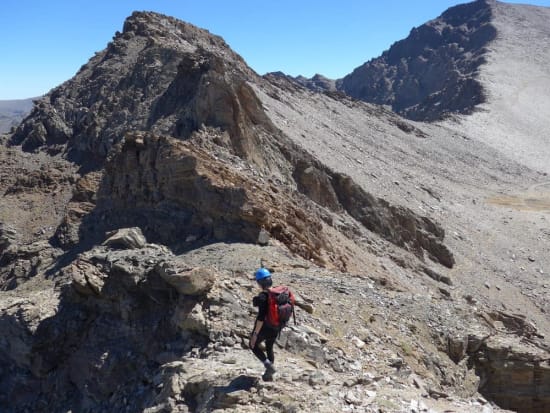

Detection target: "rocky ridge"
[337, 0, 496, 121]
[442, 0, 550, 174]
[1, 4, 549, 413]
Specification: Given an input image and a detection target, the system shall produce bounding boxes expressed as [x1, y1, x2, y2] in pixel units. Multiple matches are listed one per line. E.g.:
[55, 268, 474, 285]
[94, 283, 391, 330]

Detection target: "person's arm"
[249, 320, 263, 348]
[249, 292, 267, 348]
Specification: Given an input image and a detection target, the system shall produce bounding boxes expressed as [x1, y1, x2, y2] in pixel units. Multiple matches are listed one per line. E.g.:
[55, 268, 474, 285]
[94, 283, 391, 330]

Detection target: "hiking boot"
[262, 364, 276, 381]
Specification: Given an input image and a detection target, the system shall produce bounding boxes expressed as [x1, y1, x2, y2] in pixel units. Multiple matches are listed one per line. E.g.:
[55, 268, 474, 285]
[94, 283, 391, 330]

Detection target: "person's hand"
[249, 332, 258, 349]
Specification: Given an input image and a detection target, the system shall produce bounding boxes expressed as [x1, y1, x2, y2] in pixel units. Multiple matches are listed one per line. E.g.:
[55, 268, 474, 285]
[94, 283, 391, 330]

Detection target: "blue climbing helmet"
[254, 267, 271, 281]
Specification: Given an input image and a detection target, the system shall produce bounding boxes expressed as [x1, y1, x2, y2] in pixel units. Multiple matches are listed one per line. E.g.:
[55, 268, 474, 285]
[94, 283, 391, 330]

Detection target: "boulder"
[103, 227, 147, 249]
[257, 228, 270, 246]
[173, 302, 209, 336]
[70, 260, 107, 296]
[156, 260, 215, 296]
[294, 293, 315, 314]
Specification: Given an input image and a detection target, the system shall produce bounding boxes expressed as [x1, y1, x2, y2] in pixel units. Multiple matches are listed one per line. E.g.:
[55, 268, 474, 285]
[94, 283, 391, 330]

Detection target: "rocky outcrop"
[0, 243, 190, 412]
[70, 132, 340, 268]
[291, 159, 455, 268]
[330, 173, 454, 268]
[55, 131, 453, 270]
[473, 338, 550, 413]
[9, 12, 273, 170]
[267, 72, 337, 93]
[445, 314, 550, 413]
[0, 241, 370, 413]
[338, 0, 496, 120]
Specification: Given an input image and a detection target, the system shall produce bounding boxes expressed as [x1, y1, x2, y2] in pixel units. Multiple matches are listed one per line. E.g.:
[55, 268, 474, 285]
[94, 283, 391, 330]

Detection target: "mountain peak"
[120, 11, 227, 51]
[338, 0, 496, 121]
[10, 11, 257, 164]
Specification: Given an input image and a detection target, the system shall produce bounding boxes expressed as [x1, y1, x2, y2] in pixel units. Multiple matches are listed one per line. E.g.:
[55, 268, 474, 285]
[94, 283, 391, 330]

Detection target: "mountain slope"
[6, 12, 453, 271]
[443, 1, 550, 174]
[335, 0, 550, 174]
[1, 5, 549, 413]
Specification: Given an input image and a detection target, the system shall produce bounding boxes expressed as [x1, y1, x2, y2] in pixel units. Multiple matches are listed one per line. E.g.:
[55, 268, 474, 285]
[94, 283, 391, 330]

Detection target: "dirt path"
[487, 181, 550, 212]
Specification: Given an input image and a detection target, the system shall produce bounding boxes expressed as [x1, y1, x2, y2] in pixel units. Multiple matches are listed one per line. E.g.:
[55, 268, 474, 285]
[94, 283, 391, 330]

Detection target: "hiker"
[250, 267, 278, 381]
[249, 267, 295, 381]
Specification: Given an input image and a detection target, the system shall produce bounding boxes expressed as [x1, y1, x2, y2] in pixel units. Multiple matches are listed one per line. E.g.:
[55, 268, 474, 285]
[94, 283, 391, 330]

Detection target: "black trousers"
[252, 326, 278, 364]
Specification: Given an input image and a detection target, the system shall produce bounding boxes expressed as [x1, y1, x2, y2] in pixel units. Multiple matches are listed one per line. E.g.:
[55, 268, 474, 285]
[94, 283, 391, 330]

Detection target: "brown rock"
[70, 260, 106, 296]
[156, 261, 215, 296]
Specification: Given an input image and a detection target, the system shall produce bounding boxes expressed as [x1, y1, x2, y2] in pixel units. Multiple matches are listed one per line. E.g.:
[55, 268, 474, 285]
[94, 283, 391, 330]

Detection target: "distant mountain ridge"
[0, 98, 35, 133]
[443, 0, 550, 174]
[291, 0, 550, 174]
[336, 0, 496, 121]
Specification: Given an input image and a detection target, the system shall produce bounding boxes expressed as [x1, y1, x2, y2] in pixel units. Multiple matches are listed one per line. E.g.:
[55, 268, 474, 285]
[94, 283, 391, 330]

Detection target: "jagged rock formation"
[295, 73, 337, 92]
[52, 130, 453, 272]
[1, 241, 233, 412]
[446, 312, 550, 413]
[337, 0, 496, 121]
[268, 72, 337, 93]
[10, 12, 270, 168]
[472, 338, 550, 413]
[0, 240, 480, 413]
[1, 3, 550, 413]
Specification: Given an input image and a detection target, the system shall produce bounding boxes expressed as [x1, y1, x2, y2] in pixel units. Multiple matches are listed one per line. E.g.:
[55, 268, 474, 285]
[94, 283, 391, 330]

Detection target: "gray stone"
[294, 293, 315, 314]
[257, 228, 270, 246]
[103, 227, 147, 249]
[70, 260, 106, 296]
[308, 371, 328, 386]
[173, 302, 209, 336]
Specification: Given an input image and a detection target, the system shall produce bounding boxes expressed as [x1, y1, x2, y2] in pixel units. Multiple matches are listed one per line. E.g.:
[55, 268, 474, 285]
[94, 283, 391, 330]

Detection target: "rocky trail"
[2, 231, 509, 413]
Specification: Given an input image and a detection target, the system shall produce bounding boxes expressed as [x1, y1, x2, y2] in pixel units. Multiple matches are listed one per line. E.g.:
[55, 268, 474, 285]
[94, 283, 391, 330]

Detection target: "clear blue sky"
[1, 0, 549, 99]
